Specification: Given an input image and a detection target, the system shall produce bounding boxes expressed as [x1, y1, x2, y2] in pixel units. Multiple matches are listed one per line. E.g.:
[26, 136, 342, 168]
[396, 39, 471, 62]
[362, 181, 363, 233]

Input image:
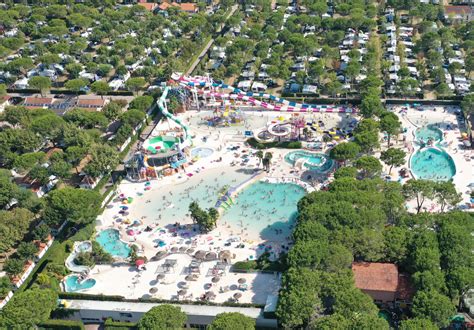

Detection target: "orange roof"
[158, 2, 175, 10]
[180, 3, 197, 12]
[76, 98, 106, 107]
[138, 2, 158, 11]
[24, 97, 54, 105]
[352, 262, 399, 292]
[445, 5, 472, 15]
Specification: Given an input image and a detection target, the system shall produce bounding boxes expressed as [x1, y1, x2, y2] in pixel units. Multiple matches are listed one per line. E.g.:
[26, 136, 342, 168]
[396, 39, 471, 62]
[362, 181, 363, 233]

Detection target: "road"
[185, 5, 238, 76]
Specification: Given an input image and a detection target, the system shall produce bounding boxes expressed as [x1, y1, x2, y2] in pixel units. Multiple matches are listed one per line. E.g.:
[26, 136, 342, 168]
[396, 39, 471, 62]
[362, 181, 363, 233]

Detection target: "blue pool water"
[410, 147, 456, 181]
[64, 275, 96, 292]
[415, 125, 443, 142]
[191, 147, 214, 158]
[285, 151, 334, 173]
[96, 229, 131, 258]
[220, 182, 306, 241]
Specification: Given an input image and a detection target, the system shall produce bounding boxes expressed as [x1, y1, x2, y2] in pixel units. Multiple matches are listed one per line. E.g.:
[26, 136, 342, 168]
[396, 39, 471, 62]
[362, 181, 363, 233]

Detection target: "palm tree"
[263, 152, 273, 172]
[256, 150, 264, 168]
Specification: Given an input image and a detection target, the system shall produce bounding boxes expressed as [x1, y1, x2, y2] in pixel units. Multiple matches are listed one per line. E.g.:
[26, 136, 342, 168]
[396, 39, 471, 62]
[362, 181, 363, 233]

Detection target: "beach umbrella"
[185, 275, 194, 281]
[205, 291, 216, 300]
[156, 274, 165, 280]
[233, 292, 242, 299]
[195, 250, 206, 259]
[149, 287, 158, 294]
[212, 276, 220, 283]
[135, 259, 145, 267]
[179, 246, 187, 253]
[155, 251, 167, 260]
[238, 278, 247, 284]
[178, 289, 187, 296]
[170, 246, 178, 253]
[205, 252, 217, 261]
[186, 248, 195, 254]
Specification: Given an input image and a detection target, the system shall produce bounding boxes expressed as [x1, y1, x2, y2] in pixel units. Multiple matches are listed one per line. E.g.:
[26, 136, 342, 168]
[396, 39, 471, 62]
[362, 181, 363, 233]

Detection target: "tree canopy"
[137, 305, 187, 330]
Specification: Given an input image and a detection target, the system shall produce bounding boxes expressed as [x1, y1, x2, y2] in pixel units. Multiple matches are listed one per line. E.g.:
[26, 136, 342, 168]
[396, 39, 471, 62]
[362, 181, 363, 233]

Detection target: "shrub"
[246, 138, 302, 149]
[37, 319, 85, 330]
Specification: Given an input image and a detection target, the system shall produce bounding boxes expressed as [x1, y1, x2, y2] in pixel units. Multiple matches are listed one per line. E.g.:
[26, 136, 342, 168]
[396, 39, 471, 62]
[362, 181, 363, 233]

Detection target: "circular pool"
[191, 147, 214, 158]
[415, 125, 443, 142]
[410, 147, 456, 181]
[285, 151, 334, 173]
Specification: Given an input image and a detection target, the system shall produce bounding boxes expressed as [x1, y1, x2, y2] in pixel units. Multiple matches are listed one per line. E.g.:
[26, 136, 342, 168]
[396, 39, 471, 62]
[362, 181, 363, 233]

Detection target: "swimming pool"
[191, 147, 214, 158]
[220, 182, 306, 241]
[64, 275, 96, 292]
[285, 151, 334, 173]
[410, 147, 456, 181]
[415, 125, 443, 142]
[96, 229, 131, 258]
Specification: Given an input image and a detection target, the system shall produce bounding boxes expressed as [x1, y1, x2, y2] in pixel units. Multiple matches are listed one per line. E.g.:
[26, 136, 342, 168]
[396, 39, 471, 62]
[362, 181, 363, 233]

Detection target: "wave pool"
[220, 182, 306, 241]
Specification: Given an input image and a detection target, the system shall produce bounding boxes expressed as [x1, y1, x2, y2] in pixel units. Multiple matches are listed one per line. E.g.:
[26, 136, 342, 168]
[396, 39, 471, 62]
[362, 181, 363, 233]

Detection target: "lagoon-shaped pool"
[96, 229, 131, 258]
[410, 147, 456, 181]
[415, 124, 443, 142]
[64, 275, 96, 292]
[220, 181, 306, 241]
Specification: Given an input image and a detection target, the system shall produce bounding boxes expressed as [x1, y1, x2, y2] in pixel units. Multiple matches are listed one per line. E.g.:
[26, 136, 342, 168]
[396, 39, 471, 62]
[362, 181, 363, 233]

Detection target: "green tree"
[28, 76, 51, 96]
[0, 276, 12, 298]
[256, 150, 264, 168]
[379, 112, 401, 147]
[380, 148, 406, 175]
[310, 313, 350, 330]
[329, 142, 360, 165]
[360, 93, 383, 118]
[0, 288, 58, 328]
[84, 145, 120, 178]
[354, 156, 382, 178]
[461, 94, 474, 116]
[188, 202, 217, 233]
[383, 226, 410, 264]
[90, 80, 111, 99]
[16, 242, 38, 261]
[102, 102, 122, 121]
[65, 63, 83, 79]
[44, 187, 101, 226]
[137, 305, 187, 330]
[262, 152, 273, 171]
[208, 312, 255, 330]
[433, 181, 461, 212]
[0, 84, 6, 97]
[402, 179, 435, 214]
[411, 290, 456, 328]
[3, 258, 24, 277]
[125, 77, 146, 95]
[353, 130, 380, 153]
[130, 95, 154, 112]
[399, 318, 438, 330]
[64, 78, 89, 95]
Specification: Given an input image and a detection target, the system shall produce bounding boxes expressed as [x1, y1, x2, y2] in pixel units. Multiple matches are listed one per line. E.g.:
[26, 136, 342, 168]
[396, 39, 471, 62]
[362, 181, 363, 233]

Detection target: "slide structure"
[157, 86, 192, 149]
[171, 73, 356, 113]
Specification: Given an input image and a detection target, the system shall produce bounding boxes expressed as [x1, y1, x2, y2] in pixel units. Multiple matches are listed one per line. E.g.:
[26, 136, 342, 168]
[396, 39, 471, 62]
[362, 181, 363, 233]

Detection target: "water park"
[66, 74, 472, 303]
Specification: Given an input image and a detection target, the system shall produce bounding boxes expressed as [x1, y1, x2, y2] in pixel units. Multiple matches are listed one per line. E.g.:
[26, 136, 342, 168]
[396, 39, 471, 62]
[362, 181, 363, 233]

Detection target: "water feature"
[415, 124, 443, 142]
[96, 229, 131, 258]
[410, 147, 456, 181]
[220, 182, 306, 241]
[191, 147, 214, 158]
[285, 151, 334, 173]
[64, 275, 96, 292]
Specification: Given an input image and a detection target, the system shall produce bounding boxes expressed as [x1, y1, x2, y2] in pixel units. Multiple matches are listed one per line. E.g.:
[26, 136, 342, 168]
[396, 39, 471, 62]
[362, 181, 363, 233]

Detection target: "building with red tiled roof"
[23, 97, 54, 109]
[75, 96, 108, 111]
[158, 1, 198, 13]
[352, 262, 414, 303]
[138, 2, 158, 11]
[444, 5, 473, 23]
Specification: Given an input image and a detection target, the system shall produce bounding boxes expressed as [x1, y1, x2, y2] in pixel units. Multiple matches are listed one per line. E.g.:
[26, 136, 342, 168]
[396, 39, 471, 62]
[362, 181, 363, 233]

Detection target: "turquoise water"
[96, 229, 131, 258]
[410, 147, 456, 181]
[285, 151, 334, 173]
[64, 275, 96, 292]
[220, 182, 306, 241]
[415, 125, 443, 142]
[191, 147, 214, 158]
[130, 168, 255, 226]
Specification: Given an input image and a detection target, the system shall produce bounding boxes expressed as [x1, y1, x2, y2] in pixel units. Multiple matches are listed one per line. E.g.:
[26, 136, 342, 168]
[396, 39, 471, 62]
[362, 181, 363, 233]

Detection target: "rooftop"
[352, 262, 399, 292]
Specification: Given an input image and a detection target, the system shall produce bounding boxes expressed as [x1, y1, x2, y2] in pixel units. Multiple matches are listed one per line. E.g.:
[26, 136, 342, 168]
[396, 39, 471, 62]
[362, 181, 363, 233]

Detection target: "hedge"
[246, 138, 302, 150]
[104, 318, 137, 330]
[37, 319, 85, 330]
[58, 292, 264, 308]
